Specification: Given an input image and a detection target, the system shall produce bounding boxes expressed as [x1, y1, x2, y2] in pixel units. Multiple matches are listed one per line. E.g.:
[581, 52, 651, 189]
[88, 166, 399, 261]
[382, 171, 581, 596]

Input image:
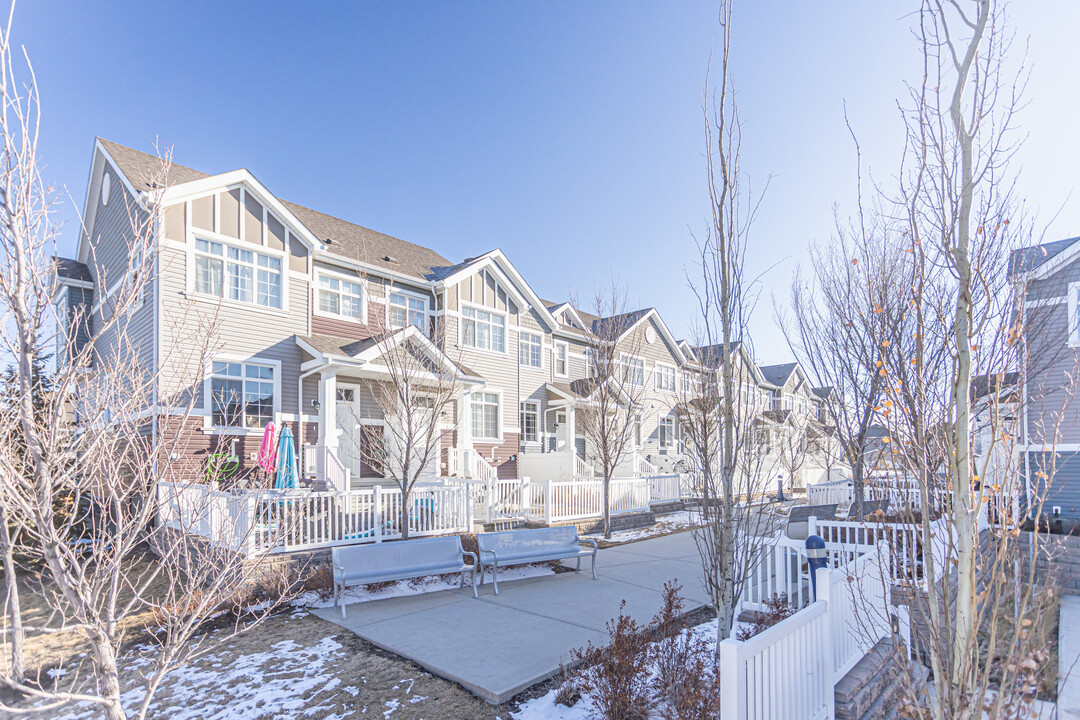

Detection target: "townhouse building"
[54, 139, 842, 494]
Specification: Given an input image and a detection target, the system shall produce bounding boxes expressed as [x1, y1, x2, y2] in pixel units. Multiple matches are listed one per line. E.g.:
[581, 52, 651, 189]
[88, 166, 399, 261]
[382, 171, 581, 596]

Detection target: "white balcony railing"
[302, 444, 350, 491]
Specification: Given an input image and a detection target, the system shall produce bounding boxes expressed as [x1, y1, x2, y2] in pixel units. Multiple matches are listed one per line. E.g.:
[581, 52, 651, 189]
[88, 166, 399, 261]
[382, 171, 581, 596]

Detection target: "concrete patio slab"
[312, 531, 710, 704]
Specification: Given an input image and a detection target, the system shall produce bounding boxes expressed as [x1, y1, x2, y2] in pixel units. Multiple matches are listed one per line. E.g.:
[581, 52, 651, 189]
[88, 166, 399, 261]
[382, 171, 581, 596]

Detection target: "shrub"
[650, 582, 722, 720]
[736, 593, 795, 641]
[302, 564, 335, 600]
[572, 601, 652, 720]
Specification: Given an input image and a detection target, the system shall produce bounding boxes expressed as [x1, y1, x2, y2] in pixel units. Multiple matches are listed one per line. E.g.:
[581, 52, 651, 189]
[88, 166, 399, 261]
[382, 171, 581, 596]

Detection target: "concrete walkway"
[1060, 595, 1080, 718]
[312, 531, 710, 703]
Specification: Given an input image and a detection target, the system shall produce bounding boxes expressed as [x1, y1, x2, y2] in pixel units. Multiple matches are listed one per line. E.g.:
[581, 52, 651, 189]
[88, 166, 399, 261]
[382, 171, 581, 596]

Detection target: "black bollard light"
[806, 534, 828, 601]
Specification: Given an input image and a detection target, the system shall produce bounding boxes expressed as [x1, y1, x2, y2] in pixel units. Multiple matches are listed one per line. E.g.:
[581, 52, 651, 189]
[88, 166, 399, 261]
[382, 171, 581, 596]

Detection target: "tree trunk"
[91, 633, 128, 720]
[0, 509, 23, 685]
[603, 473, 611, 540]
[400, 484, 411, 541]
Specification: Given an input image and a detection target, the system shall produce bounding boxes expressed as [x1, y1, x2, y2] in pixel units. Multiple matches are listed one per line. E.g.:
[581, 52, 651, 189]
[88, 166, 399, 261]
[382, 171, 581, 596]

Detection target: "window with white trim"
[520, 401, 539, 443]
[633, 415, 643, 447]
[519, 332, 542, 368]
[623, 356, 645, 388]
[209, 361, 275, 429]
[195, 238, 282, 309]
[471, 392, 501, 439]
[318, 274, 364, 320]
[585, 347, 596, 377]
[554, 342, 568, 377]
[462, 306, 506, 352]
[659, 416, 676, 448]
[655, 364, 676, 393]
[390, 291, 427, 330]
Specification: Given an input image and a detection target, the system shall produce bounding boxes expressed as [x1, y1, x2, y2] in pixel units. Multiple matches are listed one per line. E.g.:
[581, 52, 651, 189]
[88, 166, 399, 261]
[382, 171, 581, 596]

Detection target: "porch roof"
[296, 332, 485, 382]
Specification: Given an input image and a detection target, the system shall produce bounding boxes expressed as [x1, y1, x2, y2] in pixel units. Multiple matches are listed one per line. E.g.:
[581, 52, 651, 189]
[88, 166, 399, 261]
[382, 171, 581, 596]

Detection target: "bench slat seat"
[332, 536, 476, 618]
[477, 527, 598, 594]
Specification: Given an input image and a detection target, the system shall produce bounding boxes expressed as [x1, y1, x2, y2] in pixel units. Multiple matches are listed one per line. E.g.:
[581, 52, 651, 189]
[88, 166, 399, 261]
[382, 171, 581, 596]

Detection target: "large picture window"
[462, 306, 506, 353]
[195, 238, 282, 309]
[471, 392, 500, 439]
[655, 364, 676, 393]
[520, 401, 539, 442]
[390, 291, 427, 330]
[209, 361, 275, 429]
[519, 332, 542, 368]
[318, 274, 364, 320]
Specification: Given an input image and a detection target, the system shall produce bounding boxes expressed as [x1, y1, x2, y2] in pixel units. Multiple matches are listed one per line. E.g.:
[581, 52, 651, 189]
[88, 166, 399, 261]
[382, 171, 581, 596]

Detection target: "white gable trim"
[79, 140, 149, 264]
[434, 249, 560, 332]
[626, 310, 686, 365]
[1024, 239, 1080, 281]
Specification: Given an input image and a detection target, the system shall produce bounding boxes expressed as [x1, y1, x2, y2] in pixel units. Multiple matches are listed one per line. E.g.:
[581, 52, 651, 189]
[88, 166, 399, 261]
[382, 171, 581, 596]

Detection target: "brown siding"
[473, 433, 520, 479]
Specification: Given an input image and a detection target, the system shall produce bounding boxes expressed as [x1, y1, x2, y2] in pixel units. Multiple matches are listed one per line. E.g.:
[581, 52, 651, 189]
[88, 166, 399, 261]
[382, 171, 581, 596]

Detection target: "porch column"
[316, 369, 338, 450]
[566, 404, 577, 456]
[459, 390, 473, 449]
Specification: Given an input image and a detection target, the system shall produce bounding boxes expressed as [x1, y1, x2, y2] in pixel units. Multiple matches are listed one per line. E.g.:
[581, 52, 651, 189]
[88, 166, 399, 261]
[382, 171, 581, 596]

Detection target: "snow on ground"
[584, 511, 699, 544]
[513, 617, 743, 720]
[291, 563, 556, 609]
[37, 636, 350, 720]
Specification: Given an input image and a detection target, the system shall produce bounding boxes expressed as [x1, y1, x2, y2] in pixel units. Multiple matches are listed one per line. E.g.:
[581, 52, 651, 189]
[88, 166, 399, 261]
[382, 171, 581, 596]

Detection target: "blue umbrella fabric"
[275, 425, 298, 490]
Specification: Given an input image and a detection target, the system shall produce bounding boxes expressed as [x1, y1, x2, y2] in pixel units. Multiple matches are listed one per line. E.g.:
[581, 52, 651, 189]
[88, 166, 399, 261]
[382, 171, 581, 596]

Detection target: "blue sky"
[16, 2, 1080, 362]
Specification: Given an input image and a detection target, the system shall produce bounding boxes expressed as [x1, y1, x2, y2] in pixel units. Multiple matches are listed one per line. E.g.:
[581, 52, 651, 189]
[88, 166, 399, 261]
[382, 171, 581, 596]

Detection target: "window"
[519, 332, 542, 368]
[318, 274, 364, 320]
[585, 348, 596, 377]
[195, 238, 282, 309]
[656, 364, 676, 393]
[659, 416, 676, 448]
[336, 387, 354, 402]
[462, 306, 506, 352]
[633, 415, 643, 447]
[521, 401, 539, 442]
[390, 291, 427, 330]
[554, 342, 568, 377]
[471, 392, 500, 439]
[209, 361, 274, 429]
[623, 356, 645, 387]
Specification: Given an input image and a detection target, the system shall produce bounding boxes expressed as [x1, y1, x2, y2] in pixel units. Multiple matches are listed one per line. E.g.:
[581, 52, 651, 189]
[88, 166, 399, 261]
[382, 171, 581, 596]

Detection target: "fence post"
[486, 475, 495, 524]
[544, 479, 552, 526]
[373, 485, 383, 543]
[822, 601, 836, 719]
[464, 483, 473, 531]
[718, 638, 743, 720]
[521, 476, 531, 517]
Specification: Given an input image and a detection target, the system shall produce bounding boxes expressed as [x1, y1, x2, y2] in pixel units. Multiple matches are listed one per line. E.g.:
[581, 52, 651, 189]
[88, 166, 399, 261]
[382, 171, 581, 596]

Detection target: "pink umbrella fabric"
[257, 421, 278, 473]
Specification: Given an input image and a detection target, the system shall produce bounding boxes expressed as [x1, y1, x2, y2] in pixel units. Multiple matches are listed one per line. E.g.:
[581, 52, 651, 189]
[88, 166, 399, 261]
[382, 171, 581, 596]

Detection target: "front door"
[555, 410, 569, 451]
[335, 386, 364, 479]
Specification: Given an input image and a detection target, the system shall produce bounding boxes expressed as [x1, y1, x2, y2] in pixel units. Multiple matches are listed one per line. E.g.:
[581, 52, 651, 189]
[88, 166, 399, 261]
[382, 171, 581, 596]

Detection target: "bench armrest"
[580, 538, 598, 552]
[478, 549, 499, 565]
[333, 563, 346, 580]
[462, 550, 478, 567]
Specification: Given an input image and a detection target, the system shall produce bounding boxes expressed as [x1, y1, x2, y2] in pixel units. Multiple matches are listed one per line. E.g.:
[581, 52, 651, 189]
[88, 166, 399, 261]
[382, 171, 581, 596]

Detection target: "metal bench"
[331, 536, 477, 618]
[785, 503, 838, 541]
[477, 526, 598, 594]
[848, 498, 890, 518]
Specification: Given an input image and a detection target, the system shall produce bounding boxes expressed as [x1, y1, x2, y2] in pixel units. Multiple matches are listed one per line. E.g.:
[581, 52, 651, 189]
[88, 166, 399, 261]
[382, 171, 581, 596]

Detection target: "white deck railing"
[719, 601, 834, 720]
[807, 478, 854, 506]
[444, 476, 526, 523]
[525, 477, 650, 524]
[574, 454, 595, 478]
[647, 474, 683, 503]
[158, 482, 471, 555]
[459, 448, 498, 482]
[634, 452, 657, 476]
[303, 444, 351, 491]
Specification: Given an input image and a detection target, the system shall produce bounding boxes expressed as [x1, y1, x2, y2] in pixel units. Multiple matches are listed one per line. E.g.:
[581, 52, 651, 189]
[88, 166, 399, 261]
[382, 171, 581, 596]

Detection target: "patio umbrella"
[275, 425, 299, 490]
[257, 421, 278, 474]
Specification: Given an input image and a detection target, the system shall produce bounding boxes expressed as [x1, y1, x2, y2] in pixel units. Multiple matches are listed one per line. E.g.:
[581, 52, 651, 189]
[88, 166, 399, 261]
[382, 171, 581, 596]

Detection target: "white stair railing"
[304, 444, 351, 492]
[634, 452, 657, 476]
[574, 454, 594, 478]
[460, 448, 498, 482]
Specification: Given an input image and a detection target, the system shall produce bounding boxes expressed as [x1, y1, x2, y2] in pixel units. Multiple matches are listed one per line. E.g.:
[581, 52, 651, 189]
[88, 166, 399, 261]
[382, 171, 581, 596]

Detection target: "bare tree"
[350, 301, 464, 541]
[0, 10, 282, 717]
[574, 284, 649, 540]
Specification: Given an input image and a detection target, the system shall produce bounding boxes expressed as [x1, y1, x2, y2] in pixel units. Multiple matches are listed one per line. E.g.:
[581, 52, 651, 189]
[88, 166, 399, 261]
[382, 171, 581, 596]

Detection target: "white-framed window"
[462, 305, 506, 353]
[336, 387, 355, 402]
[659, 416, 676, 448]
[554, 341, 568, 377]
[1069, 282, 1080, 348]
[208, 361, 275, 429]
[519, 332, 542, 368]
[655, 363, 676, 393]
[317, 273, 365, 321]
[633, 415, 643, 447]
[622, 355, 645, 388]
[520, 401, 539, 443]
[195, 237, 282, 309]
[585, 347, 596, 377]
[471, 392, 501, 440]
[390, 290, 427, 330]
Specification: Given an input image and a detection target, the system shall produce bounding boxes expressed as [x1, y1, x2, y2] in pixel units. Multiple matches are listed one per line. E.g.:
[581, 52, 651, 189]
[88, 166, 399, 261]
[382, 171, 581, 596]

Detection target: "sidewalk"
[312, 530, 709, 703]
[1060, 595, 1080, 718]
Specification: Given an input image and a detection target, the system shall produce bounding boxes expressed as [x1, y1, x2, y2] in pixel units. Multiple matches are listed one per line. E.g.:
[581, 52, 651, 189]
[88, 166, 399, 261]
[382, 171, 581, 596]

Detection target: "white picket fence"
[722, 543, 896, 720]
[807, 479, 854, 507]
[647, 474, 683, 503]
[443, 476, 527, 524]
[158, 482, 471, 555]
[525, 477, 651, 524]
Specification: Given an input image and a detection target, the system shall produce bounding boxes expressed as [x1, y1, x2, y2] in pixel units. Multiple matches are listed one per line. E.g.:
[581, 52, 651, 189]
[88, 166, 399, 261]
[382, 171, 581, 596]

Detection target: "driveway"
[312, 530, 709, 703]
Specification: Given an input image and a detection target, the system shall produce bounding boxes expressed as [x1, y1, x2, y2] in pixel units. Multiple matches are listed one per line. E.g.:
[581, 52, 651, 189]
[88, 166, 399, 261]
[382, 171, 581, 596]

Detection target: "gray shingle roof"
[54, 257, 93, 283]
[758, 362, 798, 387]
[98, 138, 210, 189]
[97, 138, 452, 282]
[1008, 237, 1080, 276]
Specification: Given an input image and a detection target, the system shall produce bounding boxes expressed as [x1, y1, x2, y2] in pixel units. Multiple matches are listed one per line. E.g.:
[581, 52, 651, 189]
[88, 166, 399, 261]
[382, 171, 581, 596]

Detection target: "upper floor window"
[554, 342, 568, 377]
[195, 238, 282, 309]
[659, 416, 676, 448]
[462, 306, 505, 352]
[655, 364, 676, 393]
[623, 356, 645, 388]
[390, 291, 427, 330]
[318, 274, 364, 320]
[585, 347, 597, 377]
[520, 401, 539, 442]
[520, 332, 542, 368]
[209, 361, 274, 429]
[471, 392, 500, 439]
